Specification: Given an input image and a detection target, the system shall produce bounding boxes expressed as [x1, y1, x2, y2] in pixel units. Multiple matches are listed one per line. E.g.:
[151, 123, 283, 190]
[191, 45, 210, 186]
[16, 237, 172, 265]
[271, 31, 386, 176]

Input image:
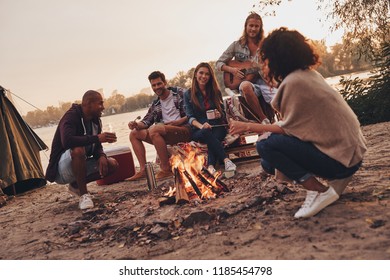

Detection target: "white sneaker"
[79, 194, 94, 210]
[328, 176, 353, 195]
[294, 190, 318, 218]
[207, 165, 217, 176]
[224, 159, 236, 179]
[224, 159, 236, 172]
[295, 187, 339, 218]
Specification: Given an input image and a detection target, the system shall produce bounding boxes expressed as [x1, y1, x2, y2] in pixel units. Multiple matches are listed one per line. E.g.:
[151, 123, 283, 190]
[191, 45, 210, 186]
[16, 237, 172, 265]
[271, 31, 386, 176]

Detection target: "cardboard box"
[96, 146, 135, 185]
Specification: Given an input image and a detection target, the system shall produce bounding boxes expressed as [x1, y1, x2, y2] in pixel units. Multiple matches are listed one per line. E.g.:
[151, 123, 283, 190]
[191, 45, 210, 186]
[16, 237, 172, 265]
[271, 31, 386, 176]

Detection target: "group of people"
[45, 12, 366, 220]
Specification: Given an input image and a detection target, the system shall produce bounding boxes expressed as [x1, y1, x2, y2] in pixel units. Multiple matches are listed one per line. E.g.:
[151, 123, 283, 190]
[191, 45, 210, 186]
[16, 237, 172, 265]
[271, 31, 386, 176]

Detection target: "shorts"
[55, 149, 99, 184]
[145, 125, 192, 145]
[239, 78, 277, 104]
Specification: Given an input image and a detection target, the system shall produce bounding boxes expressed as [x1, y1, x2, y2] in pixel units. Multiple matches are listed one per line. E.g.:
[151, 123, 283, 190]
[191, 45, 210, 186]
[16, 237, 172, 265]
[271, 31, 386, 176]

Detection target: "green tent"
[0, 86, 48, 196]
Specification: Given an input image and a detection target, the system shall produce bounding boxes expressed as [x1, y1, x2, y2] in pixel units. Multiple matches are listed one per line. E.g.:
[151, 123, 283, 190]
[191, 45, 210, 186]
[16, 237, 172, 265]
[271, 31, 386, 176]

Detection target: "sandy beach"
[0, 121, 389, 260]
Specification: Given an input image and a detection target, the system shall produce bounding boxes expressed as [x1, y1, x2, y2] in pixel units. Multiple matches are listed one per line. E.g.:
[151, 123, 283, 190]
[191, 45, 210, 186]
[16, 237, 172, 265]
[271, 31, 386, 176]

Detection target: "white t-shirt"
[160, 92, 181, 123]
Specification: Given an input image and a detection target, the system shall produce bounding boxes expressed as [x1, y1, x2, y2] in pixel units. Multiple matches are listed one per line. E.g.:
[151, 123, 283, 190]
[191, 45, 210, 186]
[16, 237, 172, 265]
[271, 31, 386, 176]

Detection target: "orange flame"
[169, 143, 225, 200]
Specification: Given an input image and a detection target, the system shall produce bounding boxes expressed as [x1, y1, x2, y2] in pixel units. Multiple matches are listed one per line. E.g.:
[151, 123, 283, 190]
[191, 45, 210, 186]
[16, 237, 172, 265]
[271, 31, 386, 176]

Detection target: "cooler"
[96, 146, 135, 185]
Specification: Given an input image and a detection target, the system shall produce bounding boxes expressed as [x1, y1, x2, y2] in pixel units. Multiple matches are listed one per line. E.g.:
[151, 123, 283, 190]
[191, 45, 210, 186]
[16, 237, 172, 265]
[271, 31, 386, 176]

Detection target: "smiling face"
[246, 18, 262, 39]
[82, 90, 105, 119]
[150, 77, 168, 98]
[195, 66, 211, 88]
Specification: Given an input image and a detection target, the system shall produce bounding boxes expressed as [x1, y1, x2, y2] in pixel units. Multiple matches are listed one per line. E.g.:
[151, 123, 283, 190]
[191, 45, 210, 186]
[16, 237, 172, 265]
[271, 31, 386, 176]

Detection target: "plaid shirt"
[141, 87, 187, 128]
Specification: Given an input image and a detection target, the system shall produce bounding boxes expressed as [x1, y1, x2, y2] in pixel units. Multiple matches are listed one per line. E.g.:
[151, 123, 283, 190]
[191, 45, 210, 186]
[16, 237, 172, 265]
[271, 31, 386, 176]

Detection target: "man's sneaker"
[295, 187, 339, 218]
[328, 176, 353, 195]
[155, 170, 173, 180]
[126, 170, 146, 181]
[68, 184, 80, 196]
[294, 190, 318, 218]
[207, 165, 217, 176]
[79, 194, 94, 210]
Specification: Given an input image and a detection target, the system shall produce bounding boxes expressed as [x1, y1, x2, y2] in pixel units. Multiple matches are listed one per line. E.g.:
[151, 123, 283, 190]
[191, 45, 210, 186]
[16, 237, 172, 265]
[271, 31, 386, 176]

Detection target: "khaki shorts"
[145, 125, 191, 145]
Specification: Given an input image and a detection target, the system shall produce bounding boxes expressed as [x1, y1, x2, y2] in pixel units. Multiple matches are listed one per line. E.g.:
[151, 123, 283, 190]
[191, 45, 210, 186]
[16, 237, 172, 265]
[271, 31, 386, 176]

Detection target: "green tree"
[339, 43, 390, 125]
[104, 90, 126, 115]
[254, 0, 389, 59]
[169, 71, 191, 88]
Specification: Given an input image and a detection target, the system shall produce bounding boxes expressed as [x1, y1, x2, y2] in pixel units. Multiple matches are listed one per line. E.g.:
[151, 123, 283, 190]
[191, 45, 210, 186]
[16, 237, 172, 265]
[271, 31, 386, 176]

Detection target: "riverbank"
[1, 121, 389, 260]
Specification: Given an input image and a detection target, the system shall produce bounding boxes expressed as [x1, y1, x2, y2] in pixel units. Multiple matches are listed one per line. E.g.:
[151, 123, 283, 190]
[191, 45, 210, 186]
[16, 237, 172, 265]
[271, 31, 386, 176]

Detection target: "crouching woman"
[229, 28, 367, 218]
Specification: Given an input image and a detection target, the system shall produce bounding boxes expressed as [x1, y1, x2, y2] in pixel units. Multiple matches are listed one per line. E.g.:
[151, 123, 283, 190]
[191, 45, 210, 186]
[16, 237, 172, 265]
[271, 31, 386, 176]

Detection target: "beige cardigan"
[271, 69, 367, 168]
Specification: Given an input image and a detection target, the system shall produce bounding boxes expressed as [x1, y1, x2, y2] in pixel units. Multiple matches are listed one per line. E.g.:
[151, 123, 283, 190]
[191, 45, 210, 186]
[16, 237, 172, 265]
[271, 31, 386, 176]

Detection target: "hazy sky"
[1, 0, 342, 114]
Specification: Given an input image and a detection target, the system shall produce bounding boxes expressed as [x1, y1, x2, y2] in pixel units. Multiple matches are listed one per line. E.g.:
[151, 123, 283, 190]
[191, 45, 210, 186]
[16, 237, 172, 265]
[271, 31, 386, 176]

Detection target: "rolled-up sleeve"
[184, 90, 196, 125]
[216, 41, 237, 71]
[141, 106, 155, 128]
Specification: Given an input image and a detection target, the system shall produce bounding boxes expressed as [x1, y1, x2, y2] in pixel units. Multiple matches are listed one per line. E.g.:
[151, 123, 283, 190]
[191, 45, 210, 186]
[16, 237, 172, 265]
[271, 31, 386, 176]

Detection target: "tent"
[0, 86, 48, 196]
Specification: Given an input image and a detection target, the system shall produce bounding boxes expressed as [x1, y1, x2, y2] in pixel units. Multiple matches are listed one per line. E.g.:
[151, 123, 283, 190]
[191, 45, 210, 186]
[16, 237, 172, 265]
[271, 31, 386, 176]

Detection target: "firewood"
[158, 196, 176, 206]
[201, 168, 230, 192]
[196, 173, 221, 195]
[174, 168, 189, 204]
[183, 170, 203, 198]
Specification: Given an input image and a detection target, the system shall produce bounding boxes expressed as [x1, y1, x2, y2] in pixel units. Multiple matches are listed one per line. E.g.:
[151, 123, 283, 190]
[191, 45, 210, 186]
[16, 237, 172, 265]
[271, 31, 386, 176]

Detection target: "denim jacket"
[216, 40, 267, 85]
[183, 89, 226, 128]
[216, 40, 258, 70]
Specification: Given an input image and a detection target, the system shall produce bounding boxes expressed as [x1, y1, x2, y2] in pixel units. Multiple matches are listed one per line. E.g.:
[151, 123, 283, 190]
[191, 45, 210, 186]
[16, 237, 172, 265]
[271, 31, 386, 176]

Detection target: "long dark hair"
[239, 12, 264, 46]
[260, 27, 320, 83]
[190, 62, 223, 114]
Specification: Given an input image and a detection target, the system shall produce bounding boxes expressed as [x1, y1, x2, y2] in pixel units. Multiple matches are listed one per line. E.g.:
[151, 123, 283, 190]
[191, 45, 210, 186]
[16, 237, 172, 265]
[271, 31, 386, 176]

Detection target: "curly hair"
[260, 27, 320, 83]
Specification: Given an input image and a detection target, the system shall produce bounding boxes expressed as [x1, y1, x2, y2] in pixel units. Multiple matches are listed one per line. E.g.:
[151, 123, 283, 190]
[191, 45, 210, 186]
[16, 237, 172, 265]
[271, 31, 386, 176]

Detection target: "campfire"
[162, 144, 229, 205]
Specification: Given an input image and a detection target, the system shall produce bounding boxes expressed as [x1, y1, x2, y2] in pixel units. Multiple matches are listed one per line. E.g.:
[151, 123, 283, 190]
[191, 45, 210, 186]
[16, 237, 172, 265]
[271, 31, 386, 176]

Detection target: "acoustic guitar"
[223, 60, 260, 90]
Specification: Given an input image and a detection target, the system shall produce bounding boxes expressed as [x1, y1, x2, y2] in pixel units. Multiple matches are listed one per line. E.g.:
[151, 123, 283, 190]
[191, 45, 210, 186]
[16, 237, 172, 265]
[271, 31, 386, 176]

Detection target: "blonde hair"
[239, 12, 264, 46]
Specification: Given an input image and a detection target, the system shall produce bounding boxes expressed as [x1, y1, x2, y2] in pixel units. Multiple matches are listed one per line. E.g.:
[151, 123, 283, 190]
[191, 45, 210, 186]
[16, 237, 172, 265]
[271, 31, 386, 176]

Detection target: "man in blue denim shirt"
[127, 71, 191, 181]
[216, 12, 276, 124]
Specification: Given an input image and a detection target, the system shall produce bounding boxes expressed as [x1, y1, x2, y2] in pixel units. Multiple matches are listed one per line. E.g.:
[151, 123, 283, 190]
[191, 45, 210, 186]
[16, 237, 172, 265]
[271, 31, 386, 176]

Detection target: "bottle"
[145, 162, 157, 191]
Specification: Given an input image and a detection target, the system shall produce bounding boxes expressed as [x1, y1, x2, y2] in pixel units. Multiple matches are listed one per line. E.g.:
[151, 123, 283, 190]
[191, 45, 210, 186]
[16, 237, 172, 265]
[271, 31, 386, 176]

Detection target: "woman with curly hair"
[184, 62, 236, 177]
[230, 28, 366, 218]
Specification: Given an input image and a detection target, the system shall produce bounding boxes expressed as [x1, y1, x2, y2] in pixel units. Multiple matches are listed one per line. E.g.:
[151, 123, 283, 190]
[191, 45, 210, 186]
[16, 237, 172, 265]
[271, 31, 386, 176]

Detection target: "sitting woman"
[229, 28, 367, 218]
[184, 62, 236, 176]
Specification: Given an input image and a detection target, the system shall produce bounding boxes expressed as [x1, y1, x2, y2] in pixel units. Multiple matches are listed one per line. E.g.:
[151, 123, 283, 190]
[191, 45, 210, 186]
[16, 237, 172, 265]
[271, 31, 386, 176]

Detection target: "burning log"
[196, 173, 221, 195]
[174, 168, 189, 204]
[201, 168, 230, 192]
[183, 170, 203, 198]
[172, 144, 230, 193]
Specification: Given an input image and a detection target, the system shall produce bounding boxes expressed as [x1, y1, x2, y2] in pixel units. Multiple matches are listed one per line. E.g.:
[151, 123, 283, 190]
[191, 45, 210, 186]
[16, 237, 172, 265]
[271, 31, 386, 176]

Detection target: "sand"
[0, 122, 389, 260]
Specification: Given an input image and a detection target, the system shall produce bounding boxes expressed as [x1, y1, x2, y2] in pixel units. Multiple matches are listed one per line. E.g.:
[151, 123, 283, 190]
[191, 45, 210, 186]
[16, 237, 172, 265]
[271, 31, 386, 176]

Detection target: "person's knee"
[239, 81, 253, 97]
[130, 129, 145, 142]
[70, 147, 86, 159]
[199, 128, 213, 139]
[108, 158, 119, 173]
[148, 125, 164, 139]
[256, 139, 272, 158]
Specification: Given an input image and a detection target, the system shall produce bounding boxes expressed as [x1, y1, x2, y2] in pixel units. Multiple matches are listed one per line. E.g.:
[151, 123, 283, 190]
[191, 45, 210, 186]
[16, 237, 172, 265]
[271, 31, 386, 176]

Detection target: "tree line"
[24, 38, 375, 128]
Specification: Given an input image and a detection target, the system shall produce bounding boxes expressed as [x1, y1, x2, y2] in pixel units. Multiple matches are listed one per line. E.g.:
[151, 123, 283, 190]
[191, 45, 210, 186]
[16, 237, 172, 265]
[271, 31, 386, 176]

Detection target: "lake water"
[34, 70, 374, 172]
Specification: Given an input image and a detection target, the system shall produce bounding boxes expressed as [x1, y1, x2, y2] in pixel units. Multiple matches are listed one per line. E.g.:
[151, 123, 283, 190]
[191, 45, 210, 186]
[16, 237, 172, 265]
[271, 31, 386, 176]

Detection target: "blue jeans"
[256, 134, 361, 182]
[192, 127, 227, 166]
